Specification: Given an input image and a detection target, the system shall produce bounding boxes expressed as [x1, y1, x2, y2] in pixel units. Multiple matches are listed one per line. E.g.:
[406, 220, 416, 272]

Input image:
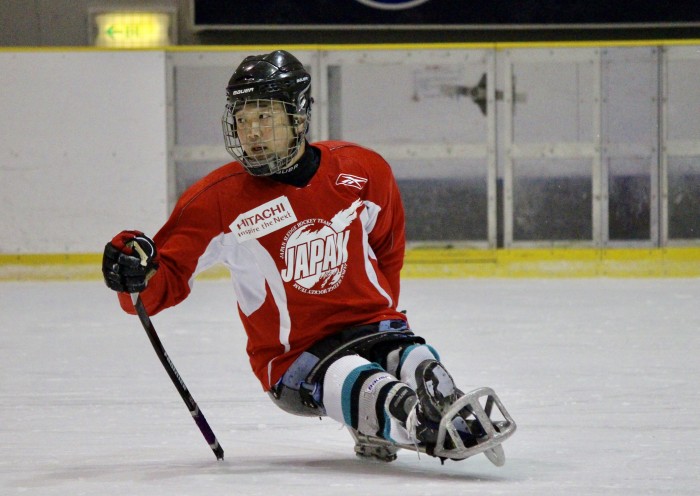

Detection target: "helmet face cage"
[222, 50, 312, 176]
[222, 98, 307, 176]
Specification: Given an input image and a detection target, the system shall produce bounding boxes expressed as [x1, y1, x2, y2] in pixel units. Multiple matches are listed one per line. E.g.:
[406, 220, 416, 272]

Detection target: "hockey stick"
[130, 292, 224, 460]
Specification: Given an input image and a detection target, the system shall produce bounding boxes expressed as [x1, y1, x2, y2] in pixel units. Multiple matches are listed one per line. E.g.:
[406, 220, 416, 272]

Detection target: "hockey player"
[102, 50, 515, 465]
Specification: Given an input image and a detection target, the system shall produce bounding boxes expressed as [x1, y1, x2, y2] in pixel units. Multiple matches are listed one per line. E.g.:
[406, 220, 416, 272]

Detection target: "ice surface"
[1, 278, 699, 495]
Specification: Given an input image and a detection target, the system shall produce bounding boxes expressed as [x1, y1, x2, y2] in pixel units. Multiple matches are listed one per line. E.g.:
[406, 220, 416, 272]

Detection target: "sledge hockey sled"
[350, 387, 516, 467]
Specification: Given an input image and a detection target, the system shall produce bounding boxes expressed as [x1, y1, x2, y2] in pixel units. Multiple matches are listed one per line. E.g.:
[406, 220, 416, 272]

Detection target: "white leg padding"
[398, 344, 440, 389]
[322, 355, 416, 443]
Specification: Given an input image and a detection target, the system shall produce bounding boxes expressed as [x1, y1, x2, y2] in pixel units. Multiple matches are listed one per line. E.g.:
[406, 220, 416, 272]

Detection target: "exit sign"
[89, 10, 176, 47]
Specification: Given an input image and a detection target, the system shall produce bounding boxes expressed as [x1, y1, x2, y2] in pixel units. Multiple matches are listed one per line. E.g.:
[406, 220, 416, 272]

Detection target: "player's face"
[234, 100, 297, 161]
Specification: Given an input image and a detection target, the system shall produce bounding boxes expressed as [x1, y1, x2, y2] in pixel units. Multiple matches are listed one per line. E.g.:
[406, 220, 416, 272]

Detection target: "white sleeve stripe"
[245, 240, 291, 350]
[188, 232, 226, 290]
[360, 201, 393, 307]
[246, 240, 292, 386]
[190, 233, 291, 387]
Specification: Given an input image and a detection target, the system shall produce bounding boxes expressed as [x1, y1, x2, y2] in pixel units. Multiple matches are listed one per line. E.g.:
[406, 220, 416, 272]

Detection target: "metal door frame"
[660, 45, 700, 247]
[499, 47, 602, 248]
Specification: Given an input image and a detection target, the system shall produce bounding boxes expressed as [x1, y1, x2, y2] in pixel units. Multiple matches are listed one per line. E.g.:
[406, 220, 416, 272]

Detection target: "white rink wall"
[3, 47, 700, 262]
[0, 50, 169, 254]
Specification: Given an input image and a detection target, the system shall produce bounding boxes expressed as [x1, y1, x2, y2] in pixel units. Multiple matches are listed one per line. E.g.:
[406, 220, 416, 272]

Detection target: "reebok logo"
[231, 196, 297, 242]
[336, 174, 368, 190]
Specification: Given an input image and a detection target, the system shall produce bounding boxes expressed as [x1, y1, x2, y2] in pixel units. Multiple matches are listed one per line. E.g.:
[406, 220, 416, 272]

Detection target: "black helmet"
[222, 50, 312, 176]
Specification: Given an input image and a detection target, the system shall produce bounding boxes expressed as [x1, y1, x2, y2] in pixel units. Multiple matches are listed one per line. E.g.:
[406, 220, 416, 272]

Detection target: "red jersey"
[117, 141, 407, 390]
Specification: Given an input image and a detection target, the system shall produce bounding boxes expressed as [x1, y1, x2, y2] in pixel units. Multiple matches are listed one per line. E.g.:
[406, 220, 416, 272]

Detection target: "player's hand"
[102, 230, 159, 293]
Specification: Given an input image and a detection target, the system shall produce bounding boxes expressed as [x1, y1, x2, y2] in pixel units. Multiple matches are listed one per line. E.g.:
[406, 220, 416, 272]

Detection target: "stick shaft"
[131, 293, 224, 460]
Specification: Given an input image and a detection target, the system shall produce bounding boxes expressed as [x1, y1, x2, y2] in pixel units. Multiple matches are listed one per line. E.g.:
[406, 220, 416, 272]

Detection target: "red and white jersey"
[117, 141, 407, 390]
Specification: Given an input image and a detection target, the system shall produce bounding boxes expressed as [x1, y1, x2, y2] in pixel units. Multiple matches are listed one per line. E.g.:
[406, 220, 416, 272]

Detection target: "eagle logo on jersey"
[280, 199, 363, 294]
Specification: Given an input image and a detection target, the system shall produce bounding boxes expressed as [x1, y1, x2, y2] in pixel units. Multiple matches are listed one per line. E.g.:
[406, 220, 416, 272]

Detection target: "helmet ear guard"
[222, 50, 313, 176]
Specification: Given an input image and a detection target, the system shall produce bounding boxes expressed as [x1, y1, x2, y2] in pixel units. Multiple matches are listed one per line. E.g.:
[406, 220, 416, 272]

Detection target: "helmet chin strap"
[275, 140, 306, 175]
[240, 139, 304, 176]
[276, 162, 300, 175]
[253, 126, 306, 176]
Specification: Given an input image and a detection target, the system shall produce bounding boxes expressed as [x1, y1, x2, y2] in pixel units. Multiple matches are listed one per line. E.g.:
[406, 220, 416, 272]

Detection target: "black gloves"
[102, 230, 159, 293]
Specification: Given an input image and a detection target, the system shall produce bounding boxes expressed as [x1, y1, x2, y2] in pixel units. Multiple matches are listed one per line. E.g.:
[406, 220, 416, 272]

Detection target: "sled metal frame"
[351, 387, 516, 467]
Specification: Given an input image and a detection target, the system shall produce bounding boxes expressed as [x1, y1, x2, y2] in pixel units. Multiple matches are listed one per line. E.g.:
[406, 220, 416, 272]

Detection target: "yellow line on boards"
[2, 39, 700, 54]
[1, 248, 699, 281]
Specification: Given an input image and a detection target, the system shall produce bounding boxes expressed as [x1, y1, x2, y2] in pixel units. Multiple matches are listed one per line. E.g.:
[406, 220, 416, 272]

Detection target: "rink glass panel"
[167, 47, 700, 247]
[668, 158, 700, 239]
[602, 48, 658, 243]
[325, 54, 492, 244]
[665, 47, 700, 242]
[511, 158, 592, 242]
[504, 48, 599, 245]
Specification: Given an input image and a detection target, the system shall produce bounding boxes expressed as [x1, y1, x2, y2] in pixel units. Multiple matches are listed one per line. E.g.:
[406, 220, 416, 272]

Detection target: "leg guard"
[386, 343, 441, 388]
[323, 355, 416, 445]
[268, 322, 424, 420]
